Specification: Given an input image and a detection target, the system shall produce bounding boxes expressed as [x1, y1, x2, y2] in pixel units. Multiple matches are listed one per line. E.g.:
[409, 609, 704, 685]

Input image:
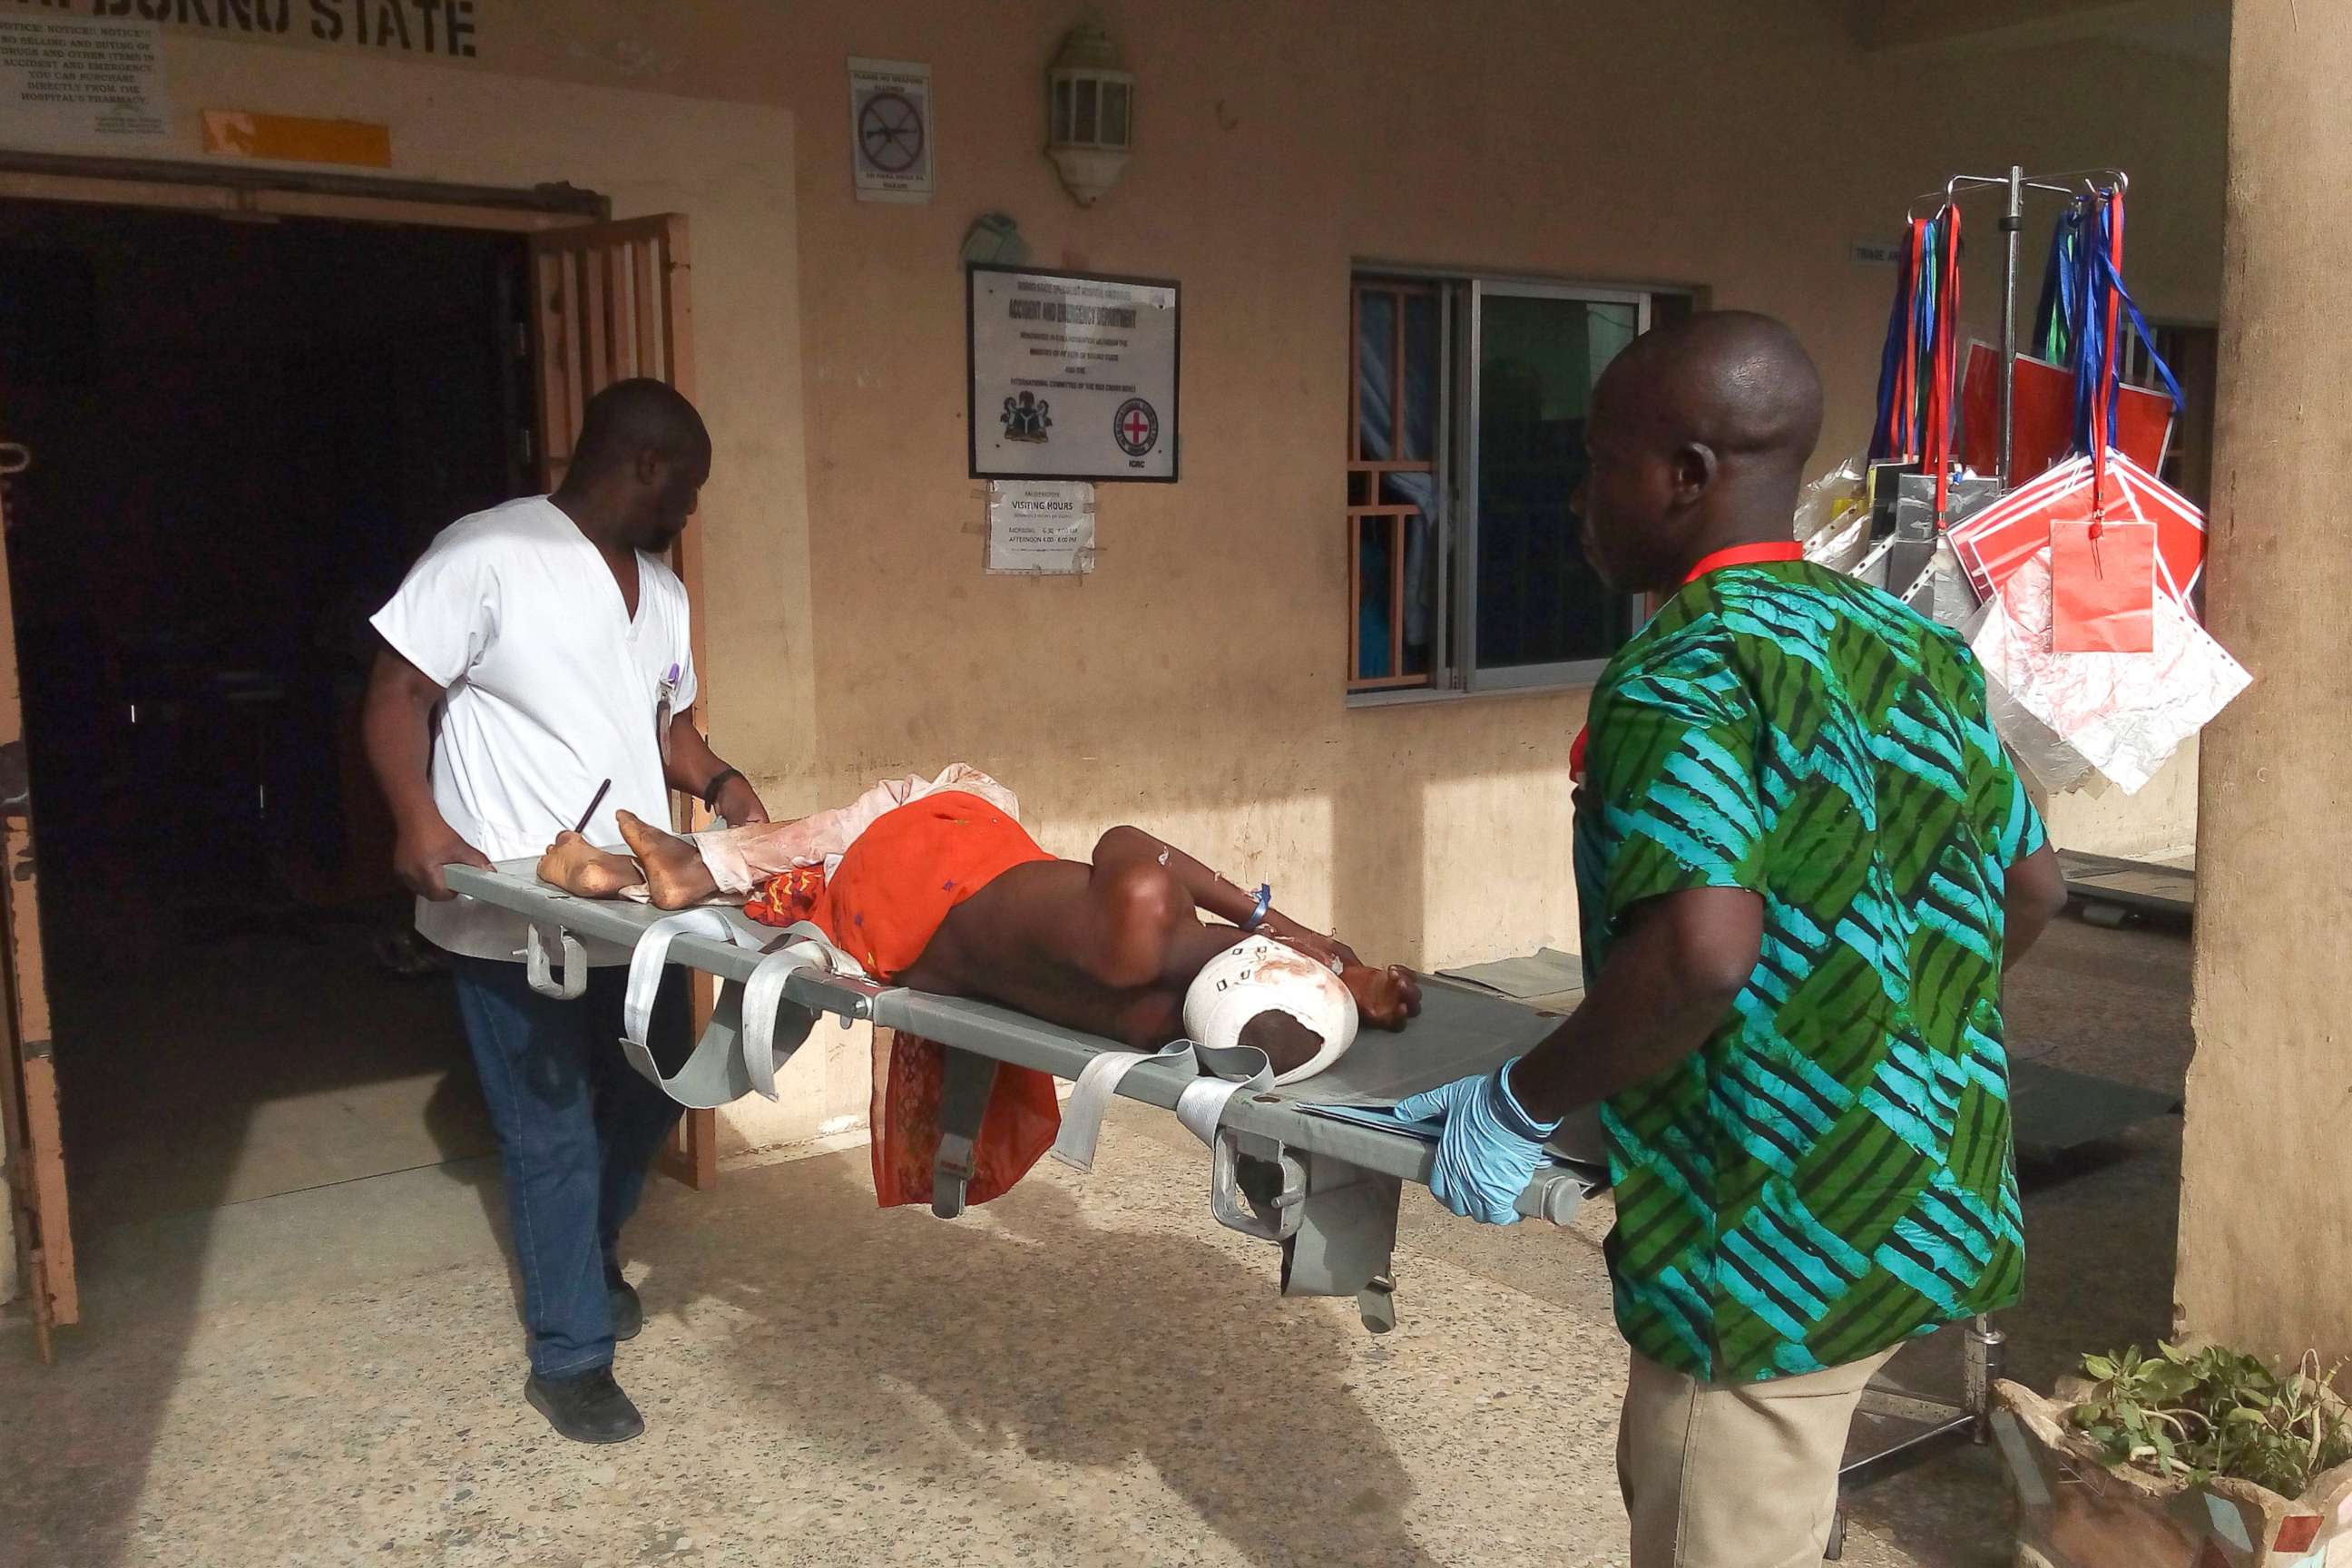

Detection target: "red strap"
[1681, 541, 1805, 584]
[1925, 206, 1963, 523]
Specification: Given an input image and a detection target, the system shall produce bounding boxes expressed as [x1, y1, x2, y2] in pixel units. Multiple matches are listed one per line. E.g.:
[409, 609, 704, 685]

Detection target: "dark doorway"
[0, 201, 531, 1227]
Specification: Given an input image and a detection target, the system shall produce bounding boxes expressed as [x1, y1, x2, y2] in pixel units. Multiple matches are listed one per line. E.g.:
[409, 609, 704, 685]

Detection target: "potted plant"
[1996, 1343, 2352, 1567]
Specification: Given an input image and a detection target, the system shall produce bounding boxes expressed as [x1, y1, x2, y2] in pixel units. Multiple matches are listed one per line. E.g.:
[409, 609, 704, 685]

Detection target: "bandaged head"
[1183, 936, 1360, 1086]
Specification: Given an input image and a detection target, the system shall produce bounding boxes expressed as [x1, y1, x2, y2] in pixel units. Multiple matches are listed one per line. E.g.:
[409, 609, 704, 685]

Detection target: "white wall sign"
[0, 14, 168, 143]
[986, 480, 1096, 575]
[849, 56, 932, 203]
[968, 265, 1179, 483]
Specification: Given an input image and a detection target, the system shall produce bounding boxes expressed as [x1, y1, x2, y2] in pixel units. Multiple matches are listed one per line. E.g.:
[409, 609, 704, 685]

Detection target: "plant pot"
[1994, 1379, 2352, 1567]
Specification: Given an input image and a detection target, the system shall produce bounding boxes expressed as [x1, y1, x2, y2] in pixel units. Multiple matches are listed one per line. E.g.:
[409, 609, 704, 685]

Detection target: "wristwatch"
[700, 767, 744, 809]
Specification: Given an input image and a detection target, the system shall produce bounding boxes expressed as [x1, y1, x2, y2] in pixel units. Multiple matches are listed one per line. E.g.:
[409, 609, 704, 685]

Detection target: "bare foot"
[617, 809, 719, 909]
[538, 831, 646, 898]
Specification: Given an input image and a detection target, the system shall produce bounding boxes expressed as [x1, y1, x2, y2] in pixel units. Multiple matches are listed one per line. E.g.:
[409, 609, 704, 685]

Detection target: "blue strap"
[1912, 215, 1940, 454]
[2069, 192, 2184, 457]
[2091, 223, 2185, 413]
[2034, 208, 2082, 365]
[1870, 224, 1919, 463]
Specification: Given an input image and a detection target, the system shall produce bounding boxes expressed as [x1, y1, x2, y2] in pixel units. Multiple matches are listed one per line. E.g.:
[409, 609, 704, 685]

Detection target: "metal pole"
[1999, 164, 2024, 490]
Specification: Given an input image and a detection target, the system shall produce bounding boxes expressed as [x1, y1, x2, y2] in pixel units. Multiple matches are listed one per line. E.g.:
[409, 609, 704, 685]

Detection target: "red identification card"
[2051, 513, 2156, 653]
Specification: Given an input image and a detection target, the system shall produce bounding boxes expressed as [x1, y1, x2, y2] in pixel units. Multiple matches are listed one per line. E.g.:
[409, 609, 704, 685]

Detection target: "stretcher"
[445, 861, 1608, 1333]
[2057, 848, 2194, 926]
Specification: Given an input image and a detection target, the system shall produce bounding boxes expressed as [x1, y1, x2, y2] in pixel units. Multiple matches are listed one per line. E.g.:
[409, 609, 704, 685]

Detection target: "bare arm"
[1507, 887, 1763, 1125]
[665, 707, 769, 825]
[2004, 844, 2065, 970]
[361, 645, 489, 900]
[1092, 825, 1362, 966]
[1089, 825, 1420, 1027]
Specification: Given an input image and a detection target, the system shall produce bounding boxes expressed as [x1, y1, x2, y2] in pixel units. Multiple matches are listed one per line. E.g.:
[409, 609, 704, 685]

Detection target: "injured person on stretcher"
[537, 765, 1422, 1207]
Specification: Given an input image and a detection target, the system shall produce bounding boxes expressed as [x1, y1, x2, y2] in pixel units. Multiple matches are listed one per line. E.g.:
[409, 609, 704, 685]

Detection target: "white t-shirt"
[370, 495, 697, 962]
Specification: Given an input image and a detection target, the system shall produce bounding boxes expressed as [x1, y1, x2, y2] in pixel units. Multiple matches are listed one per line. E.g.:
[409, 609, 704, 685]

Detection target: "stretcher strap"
[623, 910, 745, 1048]
[620, 911, 863, 1107]
[1052, 1039, 1274, 1173]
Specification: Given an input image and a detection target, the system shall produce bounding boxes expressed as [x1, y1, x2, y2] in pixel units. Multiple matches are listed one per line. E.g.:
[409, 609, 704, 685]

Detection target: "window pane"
[1475, 294, 1640, 671]
[1102, 83, 1131, 146]
[1402, 292, 1440, 462]
[1074, 79, 1099, 143]
[1355, 508, 1433, 683]
[1356, 290, 1396, 460]
[1356, 514, 1395, 681]
[1382, 475, 1437, 675]
[1054, 79, 1073, 142]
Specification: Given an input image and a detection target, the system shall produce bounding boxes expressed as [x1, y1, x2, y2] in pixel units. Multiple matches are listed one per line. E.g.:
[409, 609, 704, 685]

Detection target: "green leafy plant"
[2069, 1342, 2352, 1497]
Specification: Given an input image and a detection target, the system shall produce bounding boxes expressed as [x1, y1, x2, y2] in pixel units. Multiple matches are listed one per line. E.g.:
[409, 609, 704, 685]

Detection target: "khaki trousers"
[1618, 1345, 1899, 1568]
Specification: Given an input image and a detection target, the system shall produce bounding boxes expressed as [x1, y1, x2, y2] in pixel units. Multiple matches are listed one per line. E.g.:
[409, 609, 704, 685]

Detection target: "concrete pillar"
[2176, 0, 2352, 1359]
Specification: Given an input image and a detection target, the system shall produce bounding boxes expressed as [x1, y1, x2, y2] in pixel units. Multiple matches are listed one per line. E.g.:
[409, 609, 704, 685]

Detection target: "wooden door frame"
[523, 214, 717, 1191]
[0, 162, 718, 1342]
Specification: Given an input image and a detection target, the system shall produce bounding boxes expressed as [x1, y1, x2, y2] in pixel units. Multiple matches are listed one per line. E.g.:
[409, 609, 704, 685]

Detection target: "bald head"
[1595, 311, 1823, 464]
[556, 378, 712, 553]
[570, 378, 710, 482]
[1574, 312, 1823, 593]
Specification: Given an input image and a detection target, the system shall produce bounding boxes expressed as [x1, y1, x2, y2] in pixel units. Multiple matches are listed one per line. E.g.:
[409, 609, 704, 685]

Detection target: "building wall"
[752, 2, 2227, 971]
[0, 4, 2224, 1178]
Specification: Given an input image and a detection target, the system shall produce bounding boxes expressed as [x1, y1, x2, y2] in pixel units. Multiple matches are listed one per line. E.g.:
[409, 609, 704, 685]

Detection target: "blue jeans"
[450, 956, 686, 1377]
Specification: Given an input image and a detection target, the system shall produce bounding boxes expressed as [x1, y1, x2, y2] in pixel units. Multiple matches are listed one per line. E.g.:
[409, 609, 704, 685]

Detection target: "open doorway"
[0, 201, 531, 1230]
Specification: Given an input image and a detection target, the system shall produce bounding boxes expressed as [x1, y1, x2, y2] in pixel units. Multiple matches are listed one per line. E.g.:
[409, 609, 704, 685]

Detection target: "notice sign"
[986, 481, 1096, 575]
[0, 13, 167, 141]
[849, 56, 931, 203]
[969, 266, 1179, 482]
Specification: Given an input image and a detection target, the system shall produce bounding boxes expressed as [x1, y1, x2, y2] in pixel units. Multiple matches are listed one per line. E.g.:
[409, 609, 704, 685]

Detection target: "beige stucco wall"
[0, 4, 2224, 1177]
[2177, 0, 2352, 1365]
[749, 4, 2226, 978]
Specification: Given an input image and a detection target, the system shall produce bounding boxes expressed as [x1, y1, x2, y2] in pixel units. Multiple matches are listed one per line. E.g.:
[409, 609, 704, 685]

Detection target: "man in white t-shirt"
[362, 379, 768, 1445]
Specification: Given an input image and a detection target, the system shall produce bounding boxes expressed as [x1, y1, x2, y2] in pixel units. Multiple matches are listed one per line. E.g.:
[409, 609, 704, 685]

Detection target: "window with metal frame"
[1348, 272, 1690, 699]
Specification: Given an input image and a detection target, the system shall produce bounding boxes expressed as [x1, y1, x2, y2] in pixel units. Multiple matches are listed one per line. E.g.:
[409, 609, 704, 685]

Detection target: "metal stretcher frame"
[445, 862, 1600, 1332]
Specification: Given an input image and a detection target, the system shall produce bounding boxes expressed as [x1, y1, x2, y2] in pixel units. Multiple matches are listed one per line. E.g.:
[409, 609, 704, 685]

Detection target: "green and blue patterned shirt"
[1575, 559, 2045, 1384]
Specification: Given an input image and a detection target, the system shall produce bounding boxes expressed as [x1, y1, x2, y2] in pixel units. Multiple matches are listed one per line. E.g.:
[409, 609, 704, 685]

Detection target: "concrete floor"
[0, 912, 2190, 1567]
[50, 899, 494, 1229]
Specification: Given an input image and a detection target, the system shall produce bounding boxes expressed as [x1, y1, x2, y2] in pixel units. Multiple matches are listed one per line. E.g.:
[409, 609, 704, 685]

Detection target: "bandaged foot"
[617, 810, 720, 909]
[538, 831, 646, 897]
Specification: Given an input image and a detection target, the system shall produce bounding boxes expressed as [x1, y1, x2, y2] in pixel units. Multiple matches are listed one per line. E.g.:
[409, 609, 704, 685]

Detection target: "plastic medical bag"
[1969, 550, 2249, 795]
[1796, 455, 1868, 544]
[2050, 514, 2156, 653]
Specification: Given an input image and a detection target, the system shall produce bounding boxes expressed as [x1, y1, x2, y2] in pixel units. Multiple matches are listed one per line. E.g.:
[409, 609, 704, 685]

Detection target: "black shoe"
[524, 1367, 644, 1445]
[609, 1277, 643, 1343]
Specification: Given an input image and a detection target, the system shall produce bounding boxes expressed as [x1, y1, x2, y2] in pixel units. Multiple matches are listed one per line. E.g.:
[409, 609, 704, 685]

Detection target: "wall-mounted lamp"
[1045, 22, 1132, 207]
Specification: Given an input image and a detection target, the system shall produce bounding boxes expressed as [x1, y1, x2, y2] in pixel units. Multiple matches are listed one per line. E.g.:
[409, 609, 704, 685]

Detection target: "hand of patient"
[1341, 963, 1423, 1030]
[1257, 911, 1361, 972]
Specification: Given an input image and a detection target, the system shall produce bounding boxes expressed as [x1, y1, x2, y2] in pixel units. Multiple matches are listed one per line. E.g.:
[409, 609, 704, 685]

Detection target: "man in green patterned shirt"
[1396, 313, 2065, 1567]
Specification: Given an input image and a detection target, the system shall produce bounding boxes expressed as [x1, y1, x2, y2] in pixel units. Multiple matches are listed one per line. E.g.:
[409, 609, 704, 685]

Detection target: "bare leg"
[538, 830, 646, 897]
[617, 810, 720, 909]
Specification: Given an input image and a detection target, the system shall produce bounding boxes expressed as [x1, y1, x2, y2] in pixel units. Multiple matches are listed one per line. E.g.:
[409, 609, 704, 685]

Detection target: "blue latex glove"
[1393, 1059, 1562, 1225]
